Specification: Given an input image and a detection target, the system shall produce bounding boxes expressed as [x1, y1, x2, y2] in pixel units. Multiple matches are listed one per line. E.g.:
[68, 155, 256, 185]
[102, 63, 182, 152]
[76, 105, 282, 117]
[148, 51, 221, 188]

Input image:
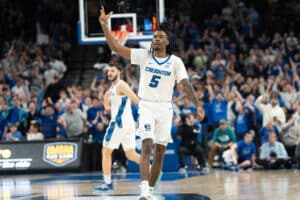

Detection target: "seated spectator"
[224, 131, 256, 171]
[255, 132, 292, 169]
[176, 113, 208, 173]
[26, 122, 44, 141]
[3, 123, 22, 142]
[208, 120, 236, 168]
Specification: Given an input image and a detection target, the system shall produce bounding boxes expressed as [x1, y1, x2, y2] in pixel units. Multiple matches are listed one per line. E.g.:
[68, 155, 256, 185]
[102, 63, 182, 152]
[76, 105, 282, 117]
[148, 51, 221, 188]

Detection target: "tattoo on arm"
[180, 78, 198, 106]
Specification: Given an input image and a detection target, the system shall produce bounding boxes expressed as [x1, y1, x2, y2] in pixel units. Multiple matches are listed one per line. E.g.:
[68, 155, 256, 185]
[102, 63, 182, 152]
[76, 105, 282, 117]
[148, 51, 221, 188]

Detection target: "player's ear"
[166, 39, 169, 46]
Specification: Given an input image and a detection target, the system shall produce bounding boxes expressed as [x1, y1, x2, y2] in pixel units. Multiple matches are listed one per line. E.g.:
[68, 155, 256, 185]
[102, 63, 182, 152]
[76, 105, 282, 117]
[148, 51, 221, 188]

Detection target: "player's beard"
[153, 44, 166, 53]
[153, 46, 161, 51]
[109, 74, 118, 82]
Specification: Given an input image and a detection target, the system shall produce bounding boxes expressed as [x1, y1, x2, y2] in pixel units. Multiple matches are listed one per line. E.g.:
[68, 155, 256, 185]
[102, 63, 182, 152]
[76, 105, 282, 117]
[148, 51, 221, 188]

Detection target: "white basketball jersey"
[131, 49, 188, 102]
[109, 81, 134, 128]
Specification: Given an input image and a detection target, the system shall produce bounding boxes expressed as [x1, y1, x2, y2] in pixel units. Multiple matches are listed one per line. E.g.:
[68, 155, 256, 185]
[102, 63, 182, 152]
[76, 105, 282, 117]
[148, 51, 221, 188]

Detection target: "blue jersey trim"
[105, 122, 116, 142]
[152, 53, 171, 65]
[115, 96, 128, 128]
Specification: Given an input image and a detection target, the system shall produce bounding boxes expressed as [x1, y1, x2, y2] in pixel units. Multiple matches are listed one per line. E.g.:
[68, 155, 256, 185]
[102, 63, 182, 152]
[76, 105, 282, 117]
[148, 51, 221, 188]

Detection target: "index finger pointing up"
[100, 5, 105, 15]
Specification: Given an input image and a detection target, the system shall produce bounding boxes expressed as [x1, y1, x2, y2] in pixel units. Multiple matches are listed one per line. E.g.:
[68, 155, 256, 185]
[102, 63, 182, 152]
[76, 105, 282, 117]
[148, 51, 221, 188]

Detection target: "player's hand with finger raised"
[98, 6, 113, 26]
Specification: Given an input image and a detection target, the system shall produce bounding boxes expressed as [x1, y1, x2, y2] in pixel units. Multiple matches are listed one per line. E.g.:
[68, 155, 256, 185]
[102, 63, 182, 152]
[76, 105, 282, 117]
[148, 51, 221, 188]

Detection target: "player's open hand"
[98, 6, 113, 26]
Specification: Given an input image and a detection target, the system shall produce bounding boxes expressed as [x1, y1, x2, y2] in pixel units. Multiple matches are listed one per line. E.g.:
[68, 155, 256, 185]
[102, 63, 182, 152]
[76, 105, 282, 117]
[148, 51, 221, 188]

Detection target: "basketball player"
[99, 6, 200, 200]
[94, 63, 140, 191]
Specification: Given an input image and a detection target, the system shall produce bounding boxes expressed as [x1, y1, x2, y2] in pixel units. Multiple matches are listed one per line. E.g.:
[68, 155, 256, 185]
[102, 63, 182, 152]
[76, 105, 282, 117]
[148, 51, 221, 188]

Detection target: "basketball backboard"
[78, 0, 165, 45]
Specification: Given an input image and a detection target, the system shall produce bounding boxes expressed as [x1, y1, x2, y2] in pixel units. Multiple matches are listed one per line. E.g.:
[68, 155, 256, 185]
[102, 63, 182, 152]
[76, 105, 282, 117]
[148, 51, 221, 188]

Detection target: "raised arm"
[224, 76, 231, 100]
[234, 87, 244, 102]
[58, 116, 67, 129]
[207, 84, 215, 102]
[90, 77, 98, 92]
[290, 58, 300, 82]
[255, 94, 267, 113]
[117, 80, 139, 104]
[98, 6, 131, 59]
[281, 116, 296, 132]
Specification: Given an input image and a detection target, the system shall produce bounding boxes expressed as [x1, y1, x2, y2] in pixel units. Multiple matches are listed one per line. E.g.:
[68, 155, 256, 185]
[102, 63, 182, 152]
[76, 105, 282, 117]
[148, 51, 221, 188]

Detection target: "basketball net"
[112, 24, 129, 46]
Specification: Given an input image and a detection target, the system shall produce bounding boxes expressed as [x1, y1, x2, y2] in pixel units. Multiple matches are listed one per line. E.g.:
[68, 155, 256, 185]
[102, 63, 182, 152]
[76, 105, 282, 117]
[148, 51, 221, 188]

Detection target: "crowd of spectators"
[0, 39, 69, 141]
[165, 1, 300, 171]
[0, 0, 73, 142]
[1, 1, 300, 172]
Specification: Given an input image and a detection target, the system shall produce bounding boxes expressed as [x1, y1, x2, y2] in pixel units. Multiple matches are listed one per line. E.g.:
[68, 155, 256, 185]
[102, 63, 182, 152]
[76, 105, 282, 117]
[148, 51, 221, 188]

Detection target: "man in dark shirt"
[176, 113, 208, 172]
[43, 76, 64, 103]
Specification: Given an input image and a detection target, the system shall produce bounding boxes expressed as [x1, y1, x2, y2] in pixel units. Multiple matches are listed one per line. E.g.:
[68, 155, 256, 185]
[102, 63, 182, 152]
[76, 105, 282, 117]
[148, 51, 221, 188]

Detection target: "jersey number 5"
[149, 75, 161, 88]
